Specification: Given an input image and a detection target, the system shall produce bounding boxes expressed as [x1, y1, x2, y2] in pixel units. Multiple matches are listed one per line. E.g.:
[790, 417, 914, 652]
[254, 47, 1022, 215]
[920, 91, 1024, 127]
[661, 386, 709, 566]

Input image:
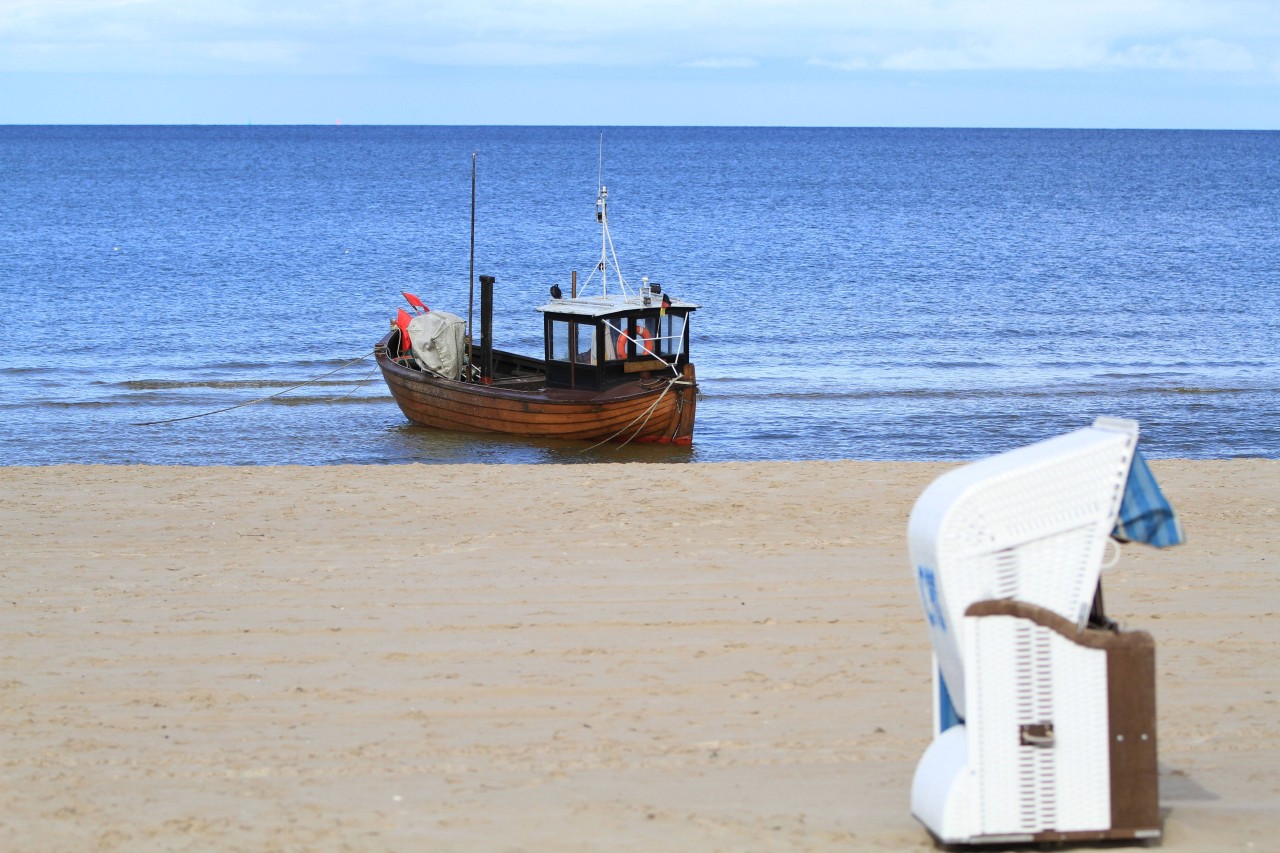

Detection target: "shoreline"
[2, 460, 1276, 850]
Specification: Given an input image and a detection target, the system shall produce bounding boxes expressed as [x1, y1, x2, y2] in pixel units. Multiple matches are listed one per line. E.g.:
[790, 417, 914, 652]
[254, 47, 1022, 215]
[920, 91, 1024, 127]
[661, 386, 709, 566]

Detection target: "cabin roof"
[536, 292, 699, 319]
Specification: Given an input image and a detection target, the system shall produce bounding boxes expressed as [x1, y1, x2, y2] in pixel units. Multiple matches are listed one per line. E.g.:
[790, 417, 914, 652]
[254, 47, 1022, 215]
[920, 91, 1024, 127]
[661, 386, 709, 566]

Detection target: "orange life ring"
[616, 326, 655, 359]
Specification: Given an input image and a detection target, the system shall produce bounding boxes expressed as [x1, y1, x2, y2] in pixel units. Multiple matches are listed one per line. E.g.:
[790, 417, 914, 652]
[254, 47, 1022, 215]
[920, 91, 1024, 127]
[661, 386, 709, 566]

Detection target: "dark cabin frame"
[543, 307, 693, 391]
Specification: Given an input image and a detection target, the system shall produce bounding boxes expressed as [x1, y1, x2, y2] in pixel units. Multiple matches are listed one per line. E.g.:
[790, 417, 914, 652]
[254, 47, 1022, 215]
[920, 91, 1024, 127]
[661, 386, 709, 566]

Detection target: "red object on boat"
[395, 308, 413, 353]
[402, 292, 429, 314]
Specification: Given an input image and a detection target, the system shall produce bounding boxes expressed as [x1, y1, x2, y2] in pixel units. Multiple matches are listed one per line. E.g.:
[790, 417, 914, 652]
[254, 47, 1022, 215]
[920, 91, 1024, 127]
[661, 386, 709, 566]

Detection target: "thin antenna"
[583, 131, 631, 299]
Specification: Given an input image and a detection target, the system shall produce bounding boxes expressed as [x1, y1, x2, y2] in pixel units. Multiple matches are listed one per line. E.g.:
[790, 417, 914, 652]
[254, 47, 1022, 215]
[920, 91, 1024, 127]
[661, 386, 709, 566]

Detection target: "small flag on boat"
[402, 292, 428, 314]
[395, 308, 413, 352]
[660, 293, 671, 317]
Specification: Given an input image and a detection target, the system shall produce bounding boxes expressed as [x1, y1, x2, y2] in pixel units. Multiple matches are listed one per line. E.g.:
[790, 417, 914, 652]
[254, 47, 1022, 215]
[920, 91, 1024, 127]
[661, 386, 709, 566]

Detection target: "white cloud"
[0, 0, 1276, 78]
[801, 0, 1277, 74]
[807, 56, 871, 71]
[1109, 38, 1257, 71]
[683, 58, 759, 69]
[199, 39, 305, 67]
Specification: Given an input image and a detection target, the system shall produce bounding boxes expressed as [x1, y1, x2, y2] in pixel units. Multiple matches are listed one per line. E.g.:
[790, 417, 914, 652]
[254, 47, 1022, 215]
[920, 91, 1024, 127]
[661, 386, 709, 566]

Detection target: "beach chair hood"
[908, 417, 1140, 722]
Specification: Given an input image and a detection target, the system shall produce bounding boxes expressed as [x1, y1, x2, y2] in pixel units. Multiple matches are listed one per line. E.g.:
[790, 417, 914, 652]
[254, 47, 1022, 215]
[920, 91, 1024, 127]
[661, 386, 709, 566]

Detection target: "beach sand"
[1, 460, 1276, 851]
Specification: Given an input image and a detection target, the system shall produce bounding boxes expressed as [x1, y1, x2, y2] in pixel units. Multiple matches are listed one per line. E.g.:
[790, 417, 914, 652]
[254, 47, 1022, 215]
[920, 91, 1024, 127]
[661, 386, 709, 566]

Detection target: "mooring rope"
[577, 375, 693, 453]
[132, 351, 375, 426]
[326, 364, 381, 402]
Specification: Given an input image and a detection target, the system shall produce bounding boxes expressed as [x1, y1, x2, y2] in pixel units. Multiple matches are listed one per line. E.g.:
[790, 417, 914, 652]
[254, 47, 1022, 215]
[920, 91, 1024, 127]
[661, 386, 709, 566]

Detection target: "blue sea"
[1, 126, 1277, 464]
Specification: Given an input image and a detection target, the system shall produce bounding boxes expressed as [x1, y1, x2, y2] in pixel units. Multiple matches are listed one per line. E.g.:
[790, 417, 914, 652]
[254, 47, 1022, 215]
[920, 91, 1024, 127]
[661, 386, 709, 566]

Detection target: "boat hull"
[375, 344, 697, 445]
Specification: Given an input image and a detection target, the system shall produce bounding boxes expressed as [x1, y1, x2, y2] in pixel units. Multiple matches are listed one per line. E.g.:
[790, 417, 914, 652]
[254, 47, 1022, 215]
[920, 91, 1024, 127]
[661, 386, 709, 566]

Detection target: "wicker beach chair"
[907, 417, 1168, 845]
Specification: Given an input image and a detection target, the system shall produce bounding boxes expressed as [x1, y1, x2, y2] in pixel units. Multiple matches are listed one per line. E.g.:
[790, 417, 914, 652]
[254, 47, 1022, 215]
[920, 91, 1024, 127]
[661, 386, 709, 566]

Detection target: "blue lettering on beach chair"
[917, 565, 946, 633]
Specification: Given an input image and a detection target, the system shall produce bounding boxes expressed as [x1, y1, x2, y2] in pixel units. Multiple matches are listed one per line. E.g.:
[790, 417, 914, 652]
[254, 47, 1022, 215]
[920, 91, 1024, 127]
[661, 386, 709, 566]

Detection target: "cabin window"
[606, 315, 662, 360]
[602, 319, 625, 361]
[550, 319, 597, 365]
[638, 316, 659, 353]
[656, 313, 686, 358]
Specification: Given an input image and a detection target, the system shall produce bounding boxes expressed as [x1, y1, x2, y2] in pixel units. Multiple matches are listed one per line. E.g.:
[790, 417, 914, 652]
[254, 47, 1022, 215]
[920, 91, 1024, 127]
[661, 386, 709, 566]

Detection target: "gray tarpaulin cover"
[407, 311, 466, 379]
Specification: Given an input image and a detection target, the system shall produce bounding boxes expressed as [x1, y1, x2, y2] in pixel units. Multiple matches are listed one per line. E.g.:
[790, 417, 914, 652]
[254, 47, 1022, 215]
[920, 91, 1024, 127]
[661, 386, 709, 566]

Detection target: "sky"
[2, 0, 1278, 127]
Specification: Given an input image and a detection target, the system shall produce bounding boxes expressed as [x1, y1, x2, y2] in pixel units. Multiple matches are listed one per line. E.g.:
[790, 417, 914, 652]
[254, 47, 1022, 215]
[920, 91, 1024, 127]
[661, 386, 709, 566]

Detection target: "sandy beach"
[1, 460, 1276, 851]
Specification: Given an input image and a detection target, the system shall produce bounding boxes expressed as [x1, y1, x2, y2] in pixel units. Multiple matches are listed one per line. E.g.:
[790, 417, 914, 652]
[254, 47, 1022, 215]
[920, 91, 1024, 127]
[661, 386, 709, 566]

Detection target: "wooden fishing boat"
[375, 179, 700, 445]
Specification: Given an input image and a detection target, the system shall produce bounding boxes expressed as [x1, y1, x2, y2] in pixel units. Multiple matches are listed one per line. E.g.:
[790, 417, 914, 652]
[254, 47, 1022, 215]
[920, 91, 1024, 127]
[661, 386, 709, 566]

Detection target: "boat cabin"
[538, 290, 698, 391]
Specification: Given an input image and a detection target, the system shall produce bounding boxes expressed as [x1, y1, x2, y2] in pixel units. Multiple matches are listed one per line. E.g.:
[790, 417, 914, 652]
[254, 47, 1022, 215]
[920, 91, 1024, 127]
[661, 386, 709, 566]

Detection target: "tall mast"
[596, 133, 608, 297]
[596, 184, 609, 297]
[467, 151, 476, 378]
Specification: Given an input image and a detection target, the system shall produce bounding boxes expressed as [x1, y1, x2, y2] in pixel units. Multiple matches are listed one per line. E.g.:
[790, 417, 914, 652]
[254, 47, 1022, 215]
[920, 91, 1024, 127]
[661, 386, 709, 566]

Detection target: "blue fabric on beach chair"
[1111, 450, 1185, 548]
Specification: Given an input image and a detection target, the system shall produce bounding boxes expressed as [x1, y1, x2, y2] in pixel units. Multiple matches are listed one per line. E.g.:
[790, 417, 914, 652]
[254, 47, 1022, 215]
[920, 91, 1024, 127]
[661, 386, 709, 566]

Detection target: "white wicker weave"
[965, 613, 1111, 836]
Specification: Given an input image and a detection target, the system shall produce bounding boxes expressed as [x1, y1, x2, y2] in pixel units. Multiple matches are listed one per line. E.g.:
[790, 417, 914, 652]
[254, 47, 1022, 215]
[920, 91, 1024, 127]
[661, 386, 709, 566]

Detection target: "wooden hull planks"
[375, 344, 697, 445]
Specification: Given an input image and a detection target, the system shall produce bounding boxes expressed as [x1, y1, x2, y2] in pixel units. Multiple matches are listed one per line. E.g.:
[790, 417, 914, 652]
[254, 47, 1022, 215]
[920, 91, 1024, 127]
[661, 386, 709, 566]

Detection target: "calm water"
[1, 126, 1277, 464]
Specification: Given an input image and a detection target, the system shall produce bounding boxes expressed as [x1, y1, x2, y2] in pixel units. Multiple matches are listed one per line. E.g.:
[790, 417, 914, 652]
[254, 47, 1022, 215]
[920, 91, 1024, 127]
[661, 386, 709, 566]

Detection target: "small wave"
[707, 384, 1269, 403]
[4, 400, 135, 410]
[1094, 371, 1193, 381]
[1137, 385, 1256, 395]
[194, 355, 373, 371]
[3, 389, 389, 411]
[917, 361, 1000, 369]
[708, 387, 1028, 402]
[259, 395, 388, 406]
[112, 378, 367, 391]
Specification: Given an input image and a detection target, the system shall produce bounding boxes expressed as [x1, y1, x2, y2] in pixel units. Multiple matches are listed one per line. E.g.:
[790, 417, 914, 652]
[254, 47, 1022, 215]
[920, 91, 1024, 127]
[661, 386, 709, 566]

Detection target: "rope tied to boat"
[577, 375, 692, 453]
[131, 351, 375, 426]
